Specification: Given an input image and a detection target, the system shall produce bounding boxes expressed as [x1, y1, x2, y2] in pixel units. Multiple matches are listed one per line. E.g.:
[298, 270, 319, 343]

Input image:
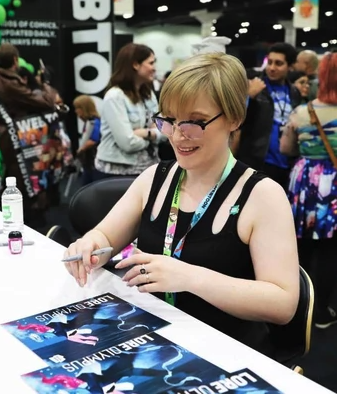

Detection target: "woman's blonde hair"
[73, 95, 100, 120]
[159, 53, 248, 126]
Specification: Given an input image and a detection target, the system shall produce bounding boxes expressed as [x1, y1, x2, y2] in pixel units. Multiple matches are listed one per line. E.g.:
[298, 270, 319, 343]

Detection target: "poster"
[2, 19, 59, 49]
[0, 0, 62, 90]
[11, 111, 64, 196]
[1, 293, 169, 366]
[21, 332, 282, 394]
[293, 0, 319, 29]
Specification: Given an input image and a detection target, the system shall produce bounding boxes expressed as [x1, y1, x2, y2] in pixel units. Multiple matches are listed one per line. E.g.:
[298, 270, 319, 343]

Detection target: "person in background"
[18, 67, 42, 94]
[280, 51, 337, 329]
[64, 52, 299, 360]
[94, 43, 164, 179]
[236, 42, 301, 190]
[156, 70, 171, 100]
[162, 70, 171, 81]
[294, 50, 319, 100]
[0, 43, 55, 229]
[73, 95, 101, 186]
[288, 71, 309, 104]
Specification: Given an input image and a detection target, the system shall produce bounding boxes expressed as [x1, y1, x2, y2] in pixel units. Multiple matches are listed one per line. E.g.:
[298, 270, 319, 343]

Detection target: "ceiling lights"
[157, 5, 168, 12]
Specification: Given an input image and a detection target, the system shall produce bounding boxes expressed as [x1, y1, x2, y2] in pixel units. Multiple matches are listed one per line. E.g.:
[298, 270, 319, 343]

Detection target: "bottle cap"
[6, 176, 16, 187]
[8, 231, 22, 239]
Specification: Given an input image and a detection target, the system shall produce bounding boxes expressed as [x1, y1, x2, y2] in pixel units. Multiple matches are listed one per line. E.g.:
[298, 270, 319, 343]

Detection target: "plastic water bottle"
[1, 176, 24, 235]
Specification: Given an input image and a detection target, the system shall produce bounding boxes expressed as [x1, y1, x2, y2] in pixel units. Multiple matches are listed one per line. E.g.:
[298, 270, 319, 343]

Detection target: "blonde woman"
[64, 53, 299, 359]
[73, 95, 101, 185]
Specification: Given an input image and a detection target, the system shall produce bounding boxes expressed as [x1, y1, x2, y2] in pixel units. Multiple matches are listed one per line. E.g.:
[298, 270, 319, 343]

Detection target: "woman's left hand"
[115, 249, 194, 293]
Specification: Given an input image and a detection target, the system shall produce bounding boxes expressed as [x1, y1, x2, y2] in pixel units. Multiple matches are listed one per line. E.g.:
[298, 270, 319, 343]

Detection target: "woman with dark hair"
[288, 70, 309, 103]
[280, 51, 337, 329]
[94, 43, 164, 178]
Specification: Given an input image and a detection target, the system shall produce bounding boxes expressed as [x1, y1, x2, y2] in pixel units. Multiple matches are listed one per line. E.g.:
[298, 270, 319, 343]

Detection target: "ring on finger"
[140, 265, 147, 275]
[146, 273, 150, 284]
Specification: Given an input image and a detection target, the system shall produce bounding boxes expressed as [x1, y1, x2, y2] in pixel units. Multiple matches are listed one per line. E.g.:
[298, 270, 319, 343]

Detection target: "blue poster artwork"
[1, 293, 169, 366]
[21, 332, 282, 394]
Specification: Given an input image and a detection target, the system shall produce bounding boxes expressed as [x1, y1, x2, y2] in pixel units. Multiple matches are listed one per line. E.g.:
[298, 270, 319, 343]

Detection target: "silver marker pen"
[61, 247, 114, 262]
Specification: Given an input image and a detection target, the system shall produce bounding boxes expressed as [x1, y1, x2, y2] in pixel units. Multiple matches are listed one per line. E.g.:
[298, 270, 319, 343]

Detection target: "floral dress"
[287, 103, 337, 239]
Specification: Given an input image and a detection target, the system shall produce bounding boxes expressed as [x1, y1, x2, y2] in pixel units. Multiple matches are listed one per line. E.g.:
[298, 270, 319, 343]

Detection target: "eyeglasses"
[152, 112, 223, 140]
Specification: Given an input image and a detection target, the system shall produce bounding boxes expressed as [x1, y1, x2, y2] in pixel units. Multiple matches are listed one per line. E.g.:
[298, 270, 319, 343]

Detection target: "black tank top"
[137, 160, 274, 358]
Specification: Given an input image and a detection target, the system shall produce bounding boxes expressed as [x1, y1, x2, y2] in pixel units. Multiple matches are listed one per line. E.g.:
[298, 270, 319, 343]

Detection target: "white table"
[0, 216, 334, 395]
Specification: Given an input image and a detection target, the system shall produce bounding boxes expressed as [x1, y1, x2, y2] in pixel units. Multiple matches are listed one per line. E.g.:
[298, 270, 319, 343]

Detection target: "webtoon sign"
[71, 0, 113, 113]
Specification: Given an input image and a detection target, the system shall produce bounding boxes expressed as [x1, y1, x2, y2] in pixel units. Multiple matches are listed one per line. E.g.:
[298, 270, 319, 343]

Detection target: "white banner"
[293, 0, 319, 29]
[114, 0, 134, 16]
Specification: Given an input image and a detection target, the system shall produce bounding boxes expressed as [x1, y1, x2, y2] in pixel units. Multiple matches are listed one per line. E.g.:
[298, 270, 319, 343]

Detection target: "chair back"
[69, 177, 135, 236]
[46, 225, 73, 248]
[268, 266, 314, 364]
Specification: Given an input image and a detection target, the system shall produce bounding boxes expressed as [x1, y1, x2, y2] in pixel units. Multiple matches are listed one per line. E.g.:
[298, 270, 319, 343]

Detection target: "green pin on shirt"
[230, 205, 240, 215]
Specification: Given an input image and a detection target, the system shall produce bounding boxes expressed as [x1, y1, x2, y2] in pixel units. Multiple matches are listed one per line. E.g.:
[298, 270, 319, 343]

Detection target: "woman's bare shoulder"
[248, 175, 292, 216]
[136, 162, 179, 204]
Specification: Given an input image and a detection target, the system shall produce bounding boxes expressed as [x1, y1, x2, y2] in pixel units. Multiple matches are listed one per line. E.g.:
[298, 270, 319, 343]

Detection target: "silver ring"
[140, 265, 146, 275]
[146, 274, 150, 283]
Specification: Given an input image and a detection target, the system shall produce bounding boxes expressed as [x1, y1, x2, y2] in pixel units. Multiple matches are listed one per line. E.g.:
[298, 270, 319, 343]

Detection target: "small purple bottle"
[8, 231, 23, 254]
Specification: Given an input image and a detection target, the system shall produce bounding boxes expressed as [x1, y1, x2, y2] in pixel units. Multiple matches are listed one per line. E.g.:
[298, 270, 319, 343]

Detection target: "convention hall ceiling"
[119, 0, 337, 47]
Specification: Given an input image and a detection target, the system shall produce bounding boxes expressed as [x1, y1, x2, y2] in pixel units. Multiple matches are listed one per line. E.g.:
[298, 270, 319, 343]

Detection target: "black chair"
[46, 225, 73, 248]
[268, 266, 314, 372]
[68, 177, 136, 237]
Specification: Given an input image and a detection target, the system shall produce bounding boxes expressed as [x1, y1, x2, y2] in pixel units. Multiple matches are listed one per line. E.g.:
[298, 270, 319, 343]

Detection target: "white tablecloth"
[0, 215, 334, 394]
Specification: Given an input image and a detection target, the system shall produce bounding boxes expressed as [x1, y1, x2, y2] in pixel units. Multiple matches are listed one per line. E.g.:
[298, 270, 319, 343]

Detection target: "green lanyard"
[163, 151, 235, 305]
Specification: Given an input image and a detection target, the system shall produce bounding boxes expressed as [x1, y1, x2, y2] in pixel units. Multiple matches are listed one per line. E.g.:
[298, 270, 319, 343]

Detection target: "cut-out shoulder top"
[137, 160, 274, 358]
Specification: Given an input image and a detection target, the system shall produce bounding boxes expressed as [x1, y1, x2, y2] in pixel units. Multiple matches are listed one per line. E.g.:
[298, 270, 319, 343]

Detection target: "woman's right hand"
[63, 229, 111, 287]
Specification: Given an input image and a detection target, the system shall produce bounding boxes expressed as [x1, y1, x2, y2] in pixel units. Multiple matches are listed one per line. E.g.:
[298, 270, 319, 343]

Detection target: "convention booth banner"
[114, 0, 134, 16]
[59, 0, 114, 150]
[59, 0, 113, 106]
[293, 0, 319, 29]
[0, 0, 62, 89]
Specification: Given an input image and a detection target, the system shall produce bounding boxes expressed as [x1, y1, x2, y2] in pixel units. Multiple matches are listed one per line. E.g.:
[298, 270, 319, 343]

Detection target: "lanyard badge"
[163, 151, 235, 306]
